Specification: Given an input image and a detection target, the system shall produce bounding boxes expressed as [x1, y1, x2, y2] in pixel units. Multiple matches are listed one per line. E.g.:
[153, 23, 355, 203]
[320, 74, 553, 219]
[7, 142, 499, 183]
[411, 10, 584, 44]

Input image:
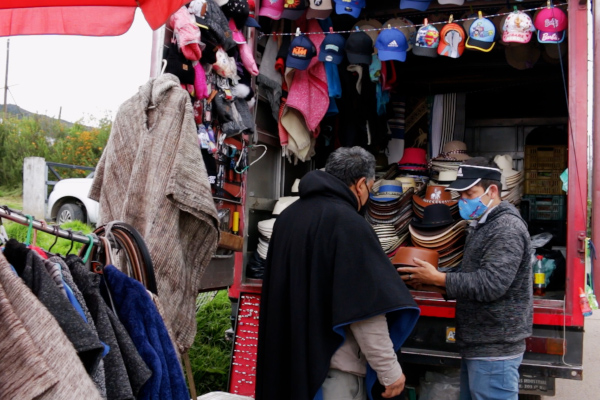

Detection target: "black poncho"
[256, 170, 420, 400]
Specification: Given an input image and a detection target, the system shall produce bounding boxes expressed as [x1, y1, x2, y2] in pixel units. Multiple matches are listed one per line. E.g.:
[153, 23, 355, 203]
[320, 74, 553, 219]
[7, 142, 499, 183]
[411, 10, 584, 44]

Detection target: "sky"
[0, 10, 153, 126]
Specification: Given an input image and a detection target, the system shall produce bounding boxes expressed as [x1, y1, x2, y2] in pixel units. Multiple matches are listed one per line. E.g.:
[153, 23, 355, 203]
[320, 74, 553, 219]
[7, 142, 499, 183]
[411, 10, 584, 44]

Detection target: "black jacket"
[256, 170, 419, 400]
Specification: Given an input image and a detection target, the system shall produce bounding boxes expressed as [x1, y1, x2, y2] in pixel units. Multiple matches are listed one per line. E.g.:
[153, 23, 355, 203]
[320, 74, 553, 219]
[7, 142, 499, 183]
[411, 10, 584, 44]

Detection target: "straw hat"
[272, 196, 300, 215]
[434, 141, 471, 161]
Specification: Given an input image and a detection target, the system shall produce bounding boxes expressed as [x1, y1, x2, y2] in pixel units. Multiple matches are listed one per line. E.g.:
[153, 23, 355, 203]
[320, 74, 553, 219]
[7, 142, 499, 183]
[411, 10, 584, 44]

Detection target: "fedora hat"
[412, 234, 465, 252]
[494, 154, 520, 178]
[395, 176, 417, 191]
[433, 170, 458, 184]
[391, 246, 439, 268]
[413, 185, 458, 208]
[434, 141, 471, 161]
[369, 180, 404, 202]
[398, 148, 428, 171]
[410, 204, 455, 230]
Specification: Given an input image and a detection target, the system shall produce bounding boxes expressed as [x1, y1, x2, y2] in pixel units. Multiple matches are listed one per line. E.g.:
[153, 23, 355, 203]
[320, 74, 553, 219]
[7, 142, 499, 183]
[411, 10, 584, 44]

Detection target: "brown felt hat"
[413, 185, 458, 209]
[391, 246, 439, 268]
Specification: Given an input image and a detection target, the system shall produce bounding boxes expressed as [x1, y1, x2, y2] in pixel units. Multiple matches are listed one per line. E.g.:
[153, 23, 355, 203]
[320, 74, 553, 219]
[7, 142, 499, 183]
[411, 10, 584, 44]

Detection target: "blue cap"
[319, 33, 346, 64]
[375, 28, 408, 62]
[399, 0, 431, 12]
[245, 16, 262, 29]
[334, 0, 365, 19]
[287, 35, 317, 70]
[465, 17, 496, 52]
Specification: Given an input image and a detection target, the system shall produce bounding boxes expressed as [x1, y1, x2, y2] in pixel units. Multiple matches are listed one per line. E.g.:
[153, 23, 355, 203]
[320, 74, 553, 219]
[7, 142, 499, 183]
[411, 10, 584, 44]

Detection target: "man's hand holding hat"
[397, 258, 446, 288]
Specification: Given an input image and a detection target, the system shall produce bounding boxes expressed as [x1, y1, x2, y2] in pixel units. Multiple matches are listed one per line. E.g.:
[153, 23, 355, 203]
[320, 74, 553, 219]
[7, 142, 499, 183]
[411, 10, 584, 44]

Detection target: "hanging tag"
[224, 88, 234, 100]
[198, 125, 210, 149]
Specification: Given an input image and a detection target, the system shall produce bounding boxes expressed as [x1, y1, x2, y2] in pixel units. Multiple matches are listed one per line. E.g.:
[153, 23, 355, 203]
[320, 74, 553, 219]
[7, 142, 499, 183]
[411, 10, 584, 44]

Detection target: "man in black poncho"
[256, 147, 420, 400]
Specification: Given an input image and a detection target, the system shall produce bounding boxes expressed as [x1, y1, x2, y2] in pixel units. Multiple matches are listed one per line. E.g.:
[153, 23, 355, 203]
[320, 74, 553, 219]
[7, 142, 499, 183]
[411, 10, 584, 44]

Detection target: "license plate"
[519, 374, 555, 395]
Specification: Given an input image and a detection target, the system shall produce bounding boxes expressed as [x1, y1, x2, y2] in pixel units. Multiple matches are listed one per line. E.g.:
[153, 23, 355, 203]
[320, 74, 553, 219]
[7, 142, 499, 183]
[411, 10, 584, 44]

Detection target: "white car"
[46, 172, 99, 225]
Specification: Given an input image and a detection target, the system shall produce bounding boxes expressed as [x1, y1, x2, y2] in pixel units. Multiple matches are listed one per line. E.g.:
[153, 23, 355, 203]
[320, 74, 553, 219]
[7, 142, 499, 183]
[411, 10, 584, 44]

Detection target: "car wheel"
[57, 203, 85, 224]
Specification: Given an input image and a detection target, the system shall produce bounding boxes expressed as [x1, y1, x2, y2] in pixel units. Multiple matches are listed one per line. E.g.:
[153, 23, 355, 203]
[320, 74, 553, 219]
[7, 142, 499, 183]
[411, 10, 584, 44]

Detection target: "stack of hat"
[409, 204, 468, 269]
[254, 196, 300, 260]
[412, 185, 458, 219]
[494, 154, 524, 205]
[430, 141, 471, 199]
[366, 180, 415, 258]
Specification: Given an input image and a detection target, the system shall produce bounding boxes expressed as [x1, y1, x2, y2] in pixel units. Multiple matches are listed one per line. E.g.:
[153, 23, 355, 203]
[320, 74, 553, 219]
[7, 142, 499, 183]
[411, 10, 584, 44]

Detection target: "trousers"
[459, 354, 523, 400]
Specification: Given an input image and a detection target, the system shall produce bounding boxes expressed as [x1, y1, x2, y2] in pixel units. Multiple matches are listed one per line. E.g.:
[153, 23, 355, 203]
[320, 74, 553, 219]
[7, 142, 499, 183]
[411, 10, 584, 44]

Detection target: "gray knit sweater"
[446, 201, 533, 358]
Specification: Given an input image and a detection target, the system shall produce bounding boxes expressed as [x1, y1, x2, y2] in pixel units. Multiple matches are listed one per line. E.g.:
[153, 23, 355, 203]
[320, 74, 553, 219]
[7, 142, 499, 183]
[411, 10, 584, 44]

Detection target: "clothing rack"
[0, 206, 101, 246]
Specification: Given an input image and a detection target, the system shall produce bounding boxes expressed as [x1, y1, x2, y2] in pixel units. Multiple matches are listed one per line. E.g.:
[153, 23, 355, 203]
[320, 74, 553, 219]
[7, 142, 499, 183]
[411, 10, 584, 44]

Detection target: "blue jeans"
[459, 354, 523, 400]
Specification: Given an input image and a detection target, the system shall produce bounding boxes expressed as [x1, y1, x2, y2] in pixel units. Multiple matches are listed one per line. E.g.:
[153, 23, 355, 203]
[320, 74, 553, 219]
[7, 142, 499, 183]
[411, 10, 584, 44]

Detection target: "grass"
[0, 185, 23, 210]
[189, 290, 233, 394]
[5, 220, 93, 255]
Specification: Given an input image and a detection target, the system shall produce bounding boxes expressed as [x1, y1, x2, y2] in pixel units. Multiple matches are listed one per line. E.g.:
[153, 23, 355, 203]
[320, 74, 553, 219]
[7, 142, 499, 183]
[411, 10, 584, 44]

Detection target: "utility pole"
[58, 106, 62, 121]
[3, 38, 9, 118]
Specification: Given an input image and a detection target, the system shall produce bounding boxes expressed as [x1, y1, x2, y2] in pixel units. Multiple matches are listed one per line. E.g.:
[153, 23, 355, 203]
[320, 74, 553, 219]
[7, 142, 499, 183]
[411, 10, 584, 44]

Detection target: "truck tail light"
[525, 337, 565, 355]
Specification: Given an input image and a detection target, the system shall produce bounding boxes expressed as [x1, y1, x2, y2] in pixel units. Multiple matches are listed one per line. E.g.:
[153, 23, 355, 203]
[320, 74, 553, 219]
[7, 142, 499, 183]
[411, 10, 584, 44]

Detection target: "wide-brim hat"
[272, 196, 300, 215]
[391, 246, 439, 268]
[409, 219, 468, 242]
[410, 203, 455, 230]
[412, 232, 465, 252]
[413, 185, 458, 208]
[370, 179, 404, 202]
[257, 218, 276, 237]
[435, 140, 471, 161]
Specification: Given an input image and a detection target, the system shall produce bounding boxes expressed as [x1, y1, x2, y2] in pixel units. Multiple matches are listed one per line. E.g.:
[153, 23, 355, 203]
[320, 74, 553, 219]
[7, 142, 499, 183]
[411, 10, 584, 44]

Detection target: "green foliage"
[5, 220, 93, 256]
[0, 115, 111, 188]
[189, 291, 233, 394]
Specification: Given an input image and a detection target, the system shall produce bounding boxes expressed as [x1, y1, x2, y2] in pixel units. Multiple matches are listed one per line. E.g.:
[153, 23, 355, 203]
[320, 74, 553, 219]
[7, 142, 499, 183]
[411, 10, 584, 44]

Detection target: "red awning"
[0, 0, 188, 37]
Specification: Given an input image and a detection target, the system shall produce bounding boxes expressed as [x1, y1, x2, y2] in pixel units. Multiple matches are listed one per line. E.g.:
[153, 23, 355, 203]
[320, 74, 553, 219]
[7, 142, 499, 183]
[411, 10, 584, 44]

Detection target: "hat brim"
[347, 51, 372, 65]
[245, 17, 262, 29]
[445, 177, 482, 191]
[400, 0, 431, 12]
[286, 55, 312, 70]
[377, 49, 407, 62]
[335, 3, 362, 18]
[410, 217, 455, 230]
[409, 220, 467, 242]
[281, 9, 306, 20]
[412, 46, 439, 58]
[537, 30, 565, 44]
[466, 37, 495, 52]
[259, 8, 283, 19]
[306, 8, 332, 19]
[437, 42, 465, 58]
[412, 194, 458, 208]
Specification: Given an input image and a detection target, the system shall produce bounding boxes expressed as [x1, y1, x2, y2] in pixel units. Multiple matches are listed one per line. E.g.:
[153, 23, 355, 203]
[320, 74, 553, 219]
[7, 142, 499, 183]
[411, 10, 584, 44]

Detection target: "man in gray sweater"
[398, 159, 532, 400]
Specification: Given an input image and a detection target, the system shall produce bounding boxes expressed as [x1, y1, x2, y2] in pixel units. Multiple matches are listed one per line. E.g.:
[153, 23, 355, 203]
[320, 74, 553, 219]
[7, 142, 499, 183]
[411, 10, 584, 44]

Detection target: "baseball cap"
[412, 20, 439, 58]
[334, 0, 365, 19]
[307, 0, 333, 19]
[375, 28, 408, 62]
[319, 33, 346, 64]
[400, 0, 431, 12]
[383, 17, 416, 52]
[353, 19, 382, 44]
[345, 30, 373, 64]
[446, 165, 502, 191]
[287, 35, 317, 70]
[438, 22, 466, 58]
[534, 6, 567, 44]
[282, 0, 309, 20]
[245, 0, 262, 28]
[465, 13, 496, 52]
[259, 0, 284, 19]
[502, 11, 536, 44]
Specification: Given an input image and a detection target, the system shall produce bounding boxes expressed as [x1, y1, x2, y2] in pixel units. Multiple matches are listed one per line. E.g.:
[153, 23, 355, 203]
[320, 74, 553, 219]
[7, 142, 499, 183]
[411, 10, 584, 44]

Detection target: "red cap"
[579, 287, 586, 296]
[536, 255, 544, 260]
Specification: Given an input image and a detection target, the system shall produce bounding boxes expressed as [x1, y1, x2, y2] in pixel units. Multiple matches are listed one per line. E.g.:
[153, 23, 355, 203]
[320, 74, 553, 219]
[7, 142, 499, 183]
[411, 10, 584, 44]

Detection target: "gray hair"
[325, 146, 376, 186]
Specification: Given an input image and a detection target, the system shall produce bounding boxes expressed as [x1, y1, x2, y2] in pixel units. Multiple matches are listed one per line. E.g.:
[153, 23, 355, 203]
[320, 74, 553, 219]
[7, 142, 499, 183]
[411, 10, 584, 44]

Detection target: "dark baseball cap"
[282, 0, 309, 20]
[318, 33, 346, 64]
[446, 165, 502, 191]
[287, 35, 317, 70]
[345, 31, 373, 64]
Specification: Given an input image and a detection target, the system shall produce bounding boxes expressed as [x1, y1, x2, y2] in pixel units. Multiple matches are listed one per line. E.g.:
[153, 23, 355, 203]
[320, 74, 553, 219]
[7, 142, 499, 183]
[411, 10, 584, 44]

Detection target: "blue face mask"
[458, 187, 492, 220]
